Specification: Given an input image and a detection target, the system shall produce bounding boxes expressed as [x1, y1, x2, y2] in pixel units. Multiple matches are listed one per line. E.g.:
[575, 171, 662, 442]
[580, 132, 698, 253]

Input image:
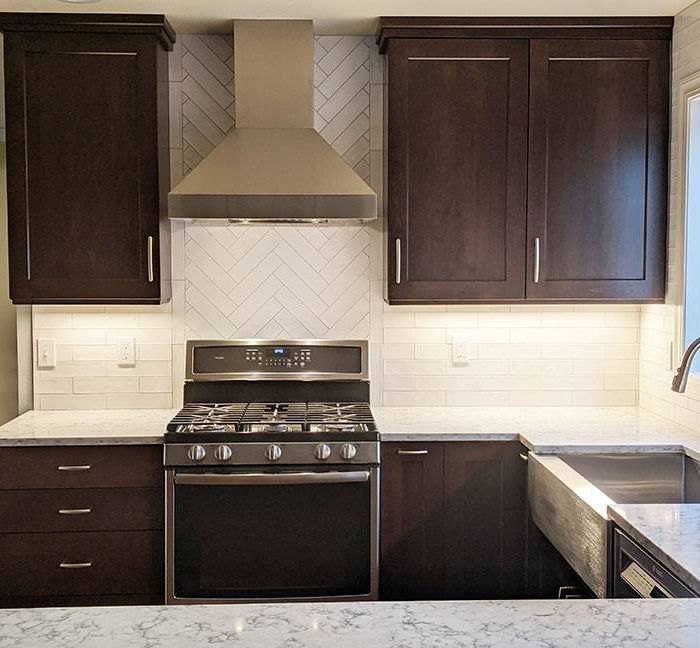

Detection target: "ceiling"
[0, 0, 691, 34]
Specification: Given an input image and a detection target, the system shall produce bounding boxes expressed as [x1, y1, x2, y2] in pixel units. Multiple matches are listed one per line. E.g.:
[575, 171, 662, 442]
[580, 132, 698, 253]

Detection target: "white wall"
[31, 31, 645, 410]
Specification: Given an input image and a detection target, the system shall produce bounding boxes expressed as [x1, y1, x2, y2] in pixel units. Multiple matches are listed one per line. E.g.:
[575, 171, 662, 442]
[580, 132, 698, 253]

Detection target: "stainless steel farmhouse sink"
[559, 453, 700, 505]
[528, 452, 700, 597]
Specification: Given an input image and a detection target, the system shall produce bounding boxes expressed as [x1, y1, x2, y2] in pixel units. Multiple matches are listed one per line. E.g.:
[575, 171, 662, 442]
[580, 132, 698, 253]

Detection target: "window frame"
[676, 70, 700, 374]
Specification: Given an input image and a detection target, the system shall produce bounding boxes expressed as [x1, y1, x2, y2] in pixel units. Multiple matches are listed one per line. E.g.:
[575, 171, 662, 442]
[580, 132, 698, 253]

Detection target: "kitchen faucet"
[671, 336, 700, 392]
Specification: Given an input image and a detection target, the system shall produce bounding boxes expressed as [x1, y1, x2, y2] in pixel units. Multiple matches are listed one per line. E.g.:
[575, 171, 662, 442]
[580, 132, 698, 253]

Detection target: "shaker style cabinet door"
[380, 442, 445, 600]
[3, 30, 170, 303]
[526, 39, 669, 301]
[386, 39, 529, 303]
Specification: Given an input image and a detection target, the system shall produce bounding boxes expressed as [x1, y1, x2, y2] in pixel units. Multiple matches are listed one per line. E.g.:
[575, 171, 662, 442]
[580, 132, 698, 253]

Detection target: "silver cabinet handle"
[397, 450, 429, 455]
[58, 508, 91, 515]
[519, 453, 529, 462]
[534, 237, 541, 284]
[395, 238, 401, 285]
[57, 465, 91, 471]
[147, 235, 154, 283]
[174, 471, 370, 487]
[59, 562, 92, 569]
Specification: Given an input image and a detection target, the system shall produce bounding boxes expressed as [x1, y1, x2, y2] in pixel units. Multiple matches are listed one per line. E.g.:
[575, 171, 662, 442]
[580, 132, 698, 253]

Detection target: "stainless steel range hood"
[168, 20, 377, 222]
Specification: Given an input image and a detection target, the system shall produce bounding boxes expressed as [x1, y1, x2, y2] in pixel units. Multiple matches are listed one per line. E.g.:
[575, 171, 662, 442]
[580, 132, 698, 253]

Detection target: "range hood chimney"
[168, 20, 377, 222]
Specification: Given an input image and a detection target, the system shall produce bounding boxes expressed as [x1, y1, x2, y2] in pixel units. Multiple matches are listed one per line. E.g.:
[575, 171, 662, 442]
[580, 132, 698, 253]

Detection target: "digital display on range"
[267, 347, 289, 357]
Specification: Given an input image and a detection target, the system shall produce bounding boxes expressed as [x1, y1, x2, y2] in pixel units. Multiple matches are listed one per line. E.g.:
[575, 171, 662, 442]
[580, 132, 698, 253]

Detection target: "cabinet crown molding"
[375, 16, 674, 52]
[0, 13, 175, 50]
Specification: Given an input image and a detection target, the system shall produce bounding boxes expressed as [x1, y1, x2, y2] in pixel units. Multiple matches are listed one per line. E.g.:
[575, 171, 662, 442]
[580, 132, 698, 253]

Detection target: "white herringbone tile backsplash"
[180, 34, 372, 341]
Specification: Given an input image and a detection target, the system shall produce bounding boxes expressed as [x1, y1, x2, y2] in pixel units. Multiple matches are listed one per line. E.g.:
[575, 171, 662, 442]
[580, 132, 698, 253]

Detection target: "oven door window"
[173, 470, 373, 600]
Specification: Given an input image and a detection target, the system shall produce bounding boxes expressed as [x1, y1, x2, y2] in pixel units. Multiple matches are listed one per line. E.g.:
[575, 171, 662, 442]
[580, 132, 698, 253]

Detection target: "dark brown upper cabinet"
[378, 18, 672, 304]
[385, 39, 529, 302]
[0, 14, 174, 304]
[526, 39, 669, 301]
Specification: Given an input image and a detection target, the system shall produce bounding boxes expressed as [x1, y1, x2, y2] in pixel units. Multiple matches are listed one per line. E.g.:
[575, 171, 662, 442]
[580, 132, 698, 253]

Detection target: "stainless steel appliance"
[164, 339, 379, 605]
[613, 529, 698, 598]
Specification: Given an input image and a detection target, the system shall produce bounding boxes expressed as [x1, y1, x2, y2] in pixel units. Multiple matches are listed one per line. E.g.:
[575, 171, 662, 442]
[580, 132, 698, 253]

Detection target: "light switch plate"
[452, 337, 470, 364]
[117, 337, 136, 367]
[37, 338, 56, 368]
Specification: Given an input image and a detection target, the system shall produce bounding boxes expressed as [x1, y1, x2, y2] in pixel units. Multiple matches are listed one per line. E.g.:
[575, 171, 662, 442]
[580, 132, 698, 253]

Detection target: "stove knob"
[187, 445, 206, 462]
[314, 444, 332, 461]
[214, 445, 233, 461]
[265, 444, 283, 462]
[340, 443, 357, 460]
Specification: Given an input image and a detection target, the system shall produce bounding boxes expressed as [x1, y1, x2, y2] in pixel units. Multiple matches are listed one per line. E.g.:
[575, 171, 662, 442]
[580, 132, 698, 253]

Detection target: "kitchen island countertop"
[0, 598, 698, 648]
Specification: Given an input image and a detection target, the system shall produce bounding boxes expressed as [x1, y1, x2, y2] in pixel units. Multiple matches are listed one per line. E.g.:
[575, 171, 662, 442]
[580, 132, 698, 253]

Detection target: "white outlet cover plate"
[117, 337, 136, 367]
[37, 338, 56, 369]
[452, 337, 470, 364]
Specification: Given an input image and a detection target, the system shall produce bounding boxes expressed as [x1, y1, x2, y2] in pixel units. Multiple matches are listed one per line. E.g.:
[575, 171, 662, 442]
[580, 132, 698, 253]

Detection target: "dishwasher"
[613, 529, 698, 598]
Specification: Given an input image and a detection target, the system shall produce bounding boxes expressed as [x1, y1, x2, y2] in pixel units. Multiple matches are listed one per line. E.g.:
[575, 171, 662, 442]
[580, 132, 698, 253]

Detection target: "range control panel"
[245, 346, 312, 368]
[188, 340, 368, 381]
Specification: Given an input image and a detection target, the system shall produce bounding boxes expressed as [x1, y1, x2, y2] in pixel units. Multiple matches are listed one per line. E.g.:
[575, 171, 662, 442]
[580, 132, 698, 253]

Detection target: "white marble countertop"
[0, 599, 698, 648]
[374, 406, 700, 456]
[609, 503, 700, 595]
[0, 409, 176, 445]
[0, 406, 698, 453]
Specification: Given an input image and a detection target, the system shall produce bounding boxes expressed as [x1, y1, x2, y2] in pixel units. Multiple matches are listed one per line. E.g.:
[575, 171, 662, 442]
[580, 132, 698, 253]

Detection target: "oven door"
[166, 467, 378, 604]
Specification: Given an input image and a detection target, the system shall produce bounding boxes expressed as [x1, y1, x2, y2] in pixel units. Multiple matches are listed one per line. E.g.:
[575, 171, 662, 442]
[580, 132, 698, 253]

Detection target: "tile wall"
[637, 0, 700, 433]
[29, 27, 659, 410]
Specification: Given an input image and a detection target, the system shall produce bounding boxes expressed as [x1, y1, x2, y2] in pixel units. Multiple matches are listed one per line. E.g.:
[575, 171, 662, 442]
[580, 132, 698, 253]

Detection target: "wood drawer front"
[0, 487, 163, 533]
[0, 445, 162, 489]
[0, 531, 163, 597]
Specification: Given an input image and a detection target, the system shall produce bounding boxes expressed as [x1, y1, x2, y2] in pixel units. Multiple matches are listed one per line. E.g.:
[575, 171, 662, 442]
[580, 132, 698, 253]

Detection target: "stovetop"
[165, 401, 377, 443]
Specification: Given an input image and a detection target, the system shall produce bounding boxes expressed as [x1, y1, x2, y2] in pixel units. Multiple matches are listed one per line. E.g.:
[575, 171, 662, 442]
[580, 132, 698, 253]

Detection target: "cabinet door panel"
[4, 32, 167, 302]
[387, 39, 528, 302]
[526, 39, 668, 300]
[443, 442, 527, 599]
[380, 443, 444, 599]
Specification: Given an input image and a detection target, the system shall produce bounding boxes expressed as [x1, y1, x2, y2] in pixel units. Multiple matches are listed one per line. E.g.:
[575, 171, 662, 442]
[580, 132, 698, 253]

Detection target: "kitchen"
[0, 0, 698, 646]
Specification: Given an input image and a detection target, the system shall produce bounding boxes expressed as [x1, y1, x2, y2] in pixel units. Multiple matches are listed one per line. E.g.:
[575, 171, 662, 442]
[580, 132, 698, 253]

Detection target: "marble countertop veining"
[609, 503, 700, 595]
[0, 409, 176, 445]
[0, 599, 698, 648]
[374, 406, 700, 456]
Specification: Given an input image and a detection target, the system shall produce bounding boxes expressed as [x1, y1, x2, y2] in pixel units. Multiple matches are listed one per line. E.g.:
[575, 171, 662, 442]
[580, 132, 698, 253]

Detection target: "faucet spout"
[671, 336, 700, 392]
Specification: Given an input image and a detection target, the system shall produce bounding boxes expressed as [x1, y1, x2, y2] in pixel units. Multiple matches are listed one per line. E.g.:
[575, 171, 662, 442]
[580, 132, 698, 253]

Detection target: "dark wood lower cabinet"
[443, 442, 526, 599]
[381, 441, 586, 600]
[0, 444, 164, 607]
[380, 442, 445, 600]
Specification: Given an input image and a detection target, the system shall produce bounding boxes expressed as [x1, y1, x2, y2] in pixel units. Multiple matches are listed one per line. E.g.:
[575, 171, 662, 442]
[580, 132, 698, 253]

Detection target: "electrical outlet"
[37, 338, 56, 368]
[452, 337, 470, 365]
[117, 337, 136, 367]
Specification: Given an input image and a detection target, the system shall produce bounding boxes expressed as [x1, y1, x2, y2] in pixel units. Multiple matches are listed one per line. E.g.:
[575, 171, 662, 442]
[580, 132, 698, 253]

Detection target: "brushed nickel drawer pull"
[59, 562, 92, 569]
[58, 508, 91, 515]
[519, 453, 529, 462]
[397, 449, 429, 455]
[57, 465, 91, 471]
[534, 237, 541, 284]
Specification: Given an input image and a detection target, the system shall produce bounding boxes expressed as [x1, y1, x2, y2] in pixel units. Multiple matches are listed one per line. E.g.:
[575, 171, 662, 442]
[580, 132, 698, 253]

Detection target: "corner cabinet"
[378, 18, 672, 304]
[0, 14, 174, 304]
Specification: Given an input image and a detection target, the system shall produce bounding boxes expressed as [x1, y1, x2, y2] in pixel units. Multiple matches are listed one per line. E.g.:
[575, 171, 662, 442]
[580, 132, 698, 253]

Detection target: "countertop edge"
[607, 505, 700, 595]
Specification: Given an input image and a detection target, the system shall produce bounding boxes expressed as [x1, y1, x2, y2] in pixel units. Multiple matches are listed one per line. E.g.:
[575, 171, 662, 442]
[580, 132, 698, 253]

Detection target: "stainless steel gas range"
[164, 339, 379, 605]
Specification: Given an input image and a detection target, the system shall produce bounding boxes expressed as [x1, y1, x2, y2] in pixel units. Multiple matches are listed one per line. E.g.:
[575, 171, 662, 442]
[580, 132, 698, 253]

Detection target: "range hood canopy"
[168, 20, 377, 222]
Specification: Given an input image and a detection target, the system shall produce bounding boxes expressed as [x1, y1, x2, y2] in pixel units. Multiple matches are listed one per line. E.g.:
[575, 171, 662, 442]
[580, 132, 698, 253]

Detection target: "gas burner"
[167, 403, 246, 433]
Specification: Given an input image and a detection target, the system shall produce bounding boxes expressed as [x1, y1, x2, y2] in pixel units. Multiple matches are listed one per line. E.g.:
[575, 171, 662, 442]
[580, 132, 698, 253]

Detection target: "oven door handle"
[173, 471, 370, 486]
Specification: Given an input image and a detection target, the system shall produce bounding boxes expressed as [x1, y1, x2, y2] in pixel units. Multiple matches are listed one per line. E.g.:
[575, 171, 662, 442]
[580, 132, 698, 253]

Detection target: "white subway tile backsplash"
[73, 377, 139, 394]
